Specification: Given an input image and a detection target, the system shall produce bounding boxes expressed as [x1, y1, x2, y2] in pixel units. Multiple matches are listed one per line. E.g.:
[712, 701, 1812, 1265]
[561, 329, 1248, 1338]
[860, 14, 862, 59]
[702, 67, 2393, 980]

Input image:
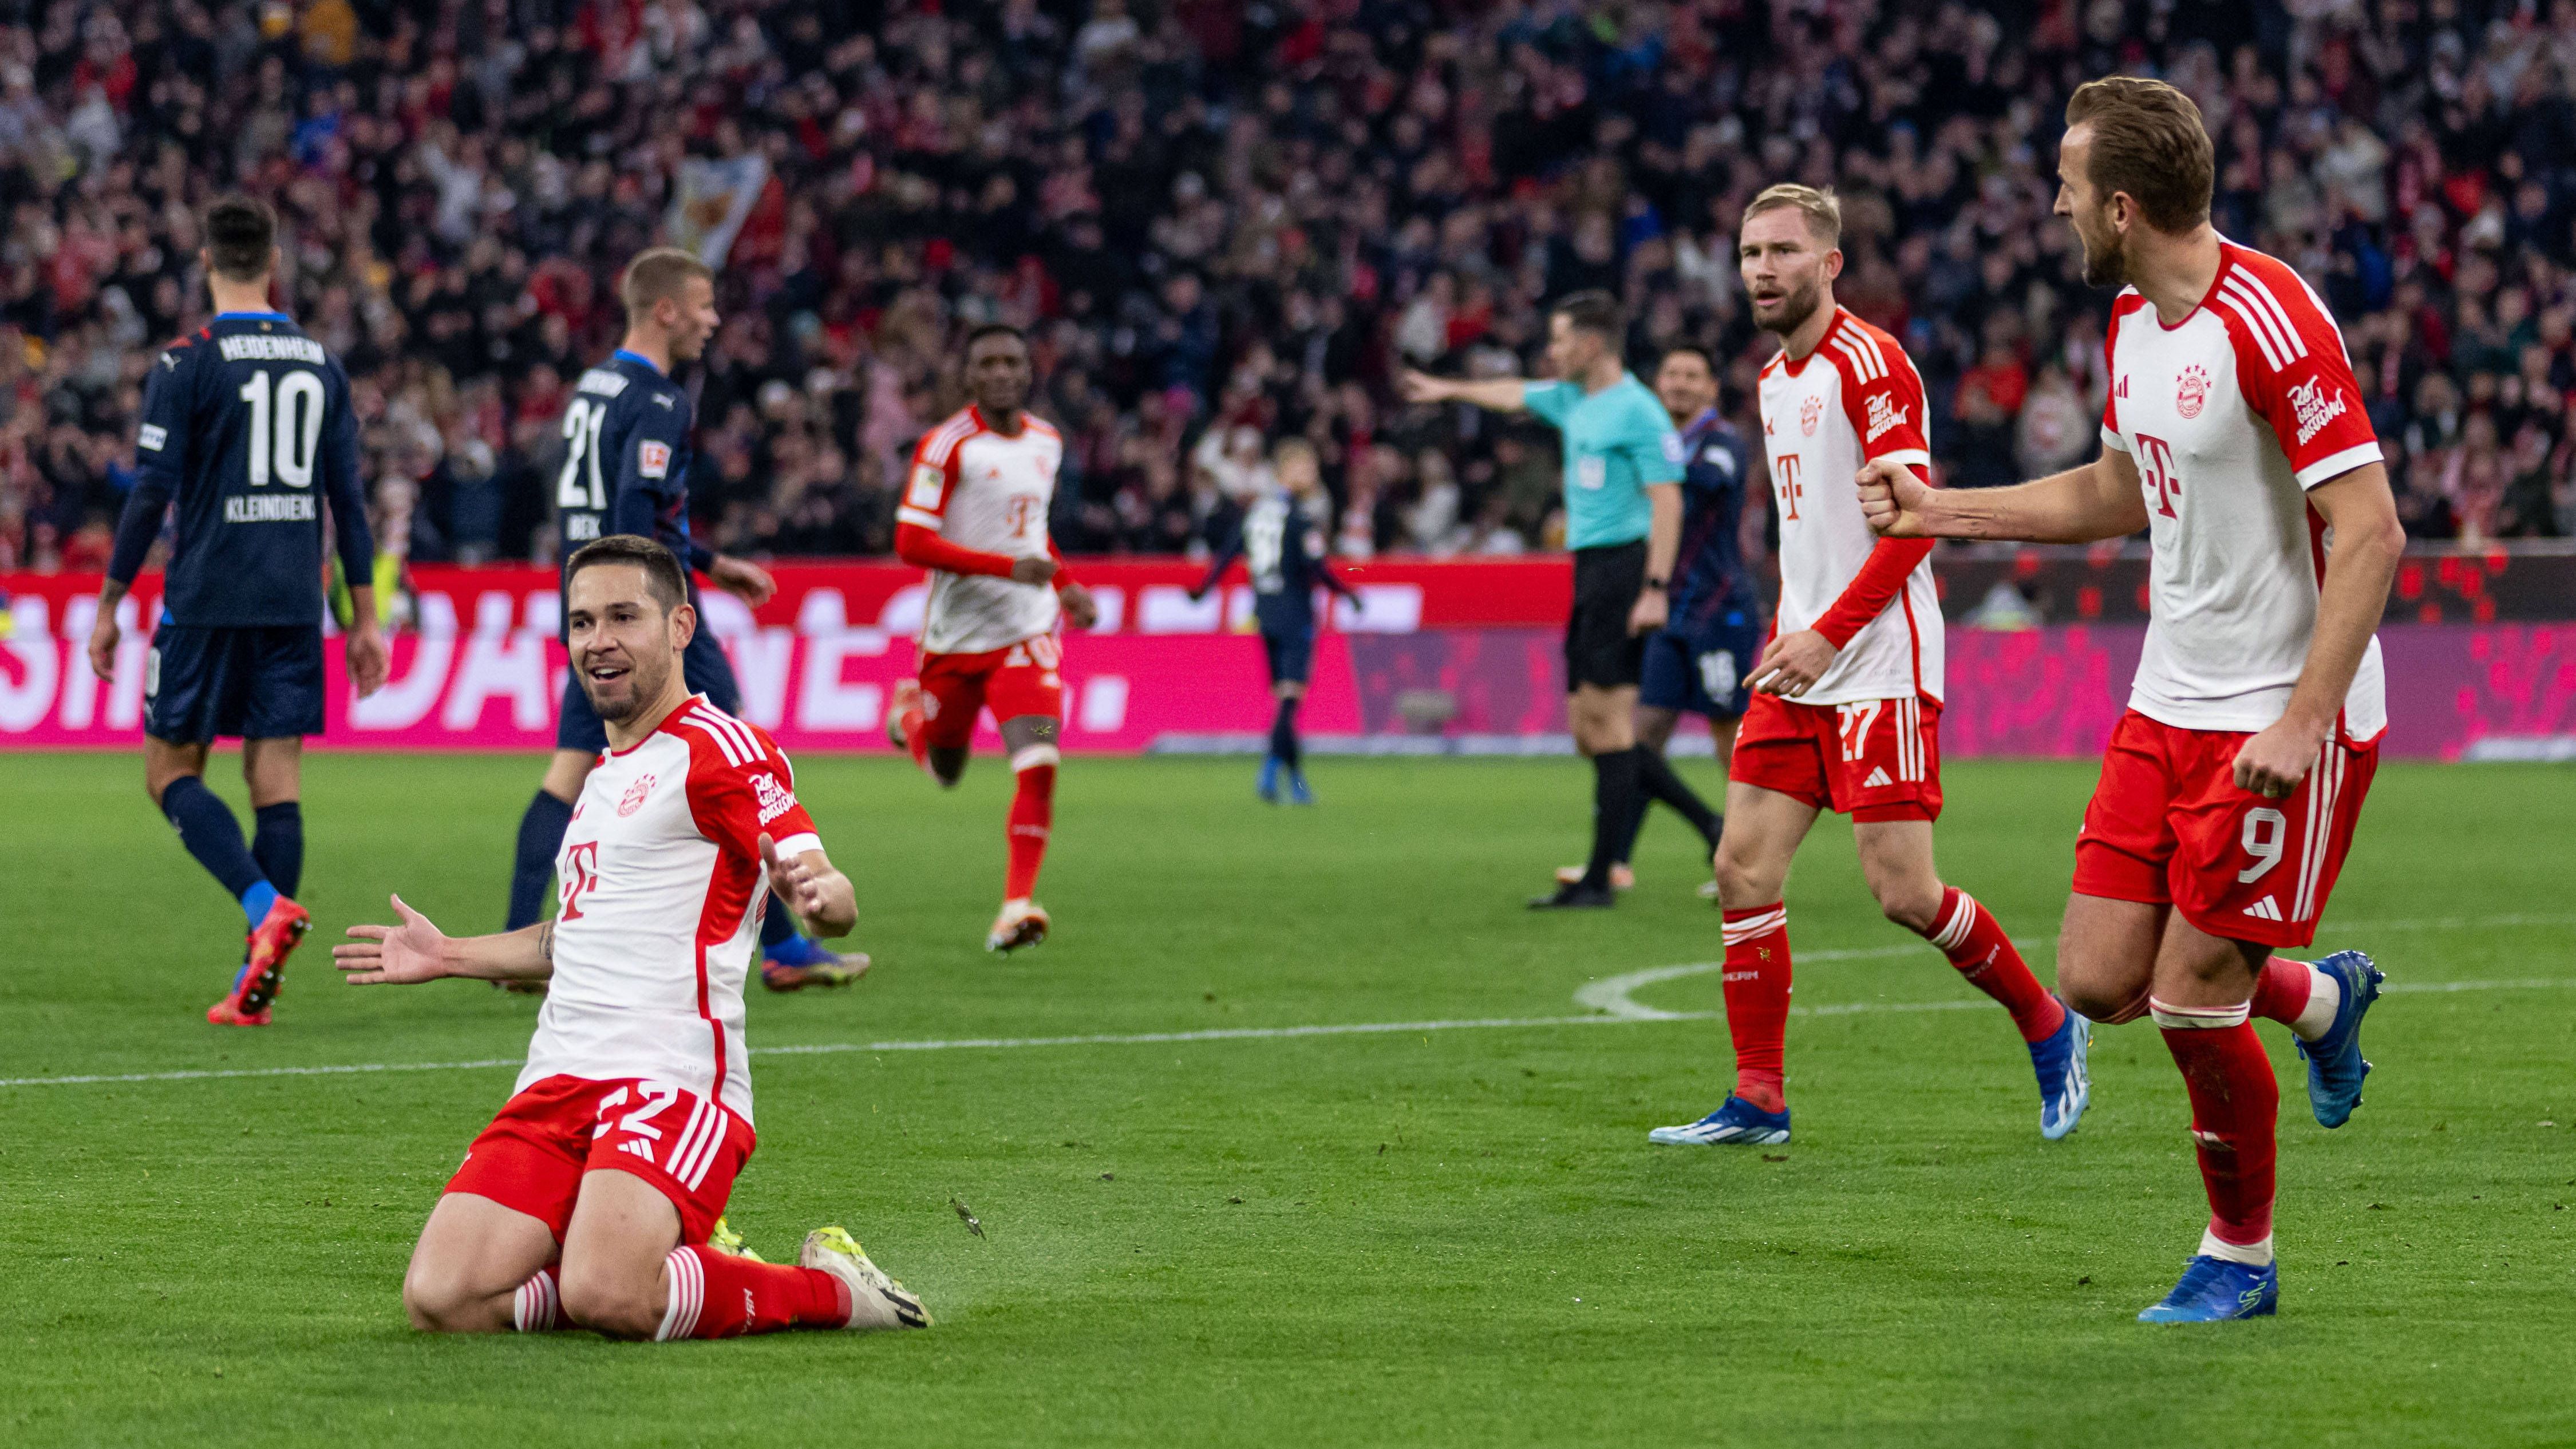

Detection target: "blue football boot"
[2297, 949, 2384, 1128]
[1647, 1096, 1791, 1146]
[2030, 1004, 2092, 1140]
[1287, 769, 1314, 806]
[2138, 1254, 2278, 1322]
[1256, 755, 1282, 803]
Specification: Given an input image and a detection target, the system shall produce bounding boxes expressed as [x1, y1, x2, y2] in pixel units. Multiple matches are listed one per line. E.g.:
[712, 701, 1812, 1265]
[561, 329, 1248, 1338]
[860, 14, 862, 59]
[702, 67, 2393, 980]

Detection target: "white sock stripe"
[512, 1270, 557, 1332]
[1931, 892, 1978, 951]
[656, 1247, 701, 1341]
[1010, 744, 1061, 772]
[2147, 997, 2252, 1029]
[1722, 907, 1788, 945]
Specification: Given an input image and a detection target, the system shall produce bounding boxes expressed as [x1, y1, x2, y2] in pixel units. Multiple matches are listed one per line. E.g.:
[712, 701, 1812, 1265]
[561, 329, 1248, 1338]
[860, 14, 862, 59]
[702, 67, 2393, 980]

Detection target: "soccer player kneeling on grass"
[336, 535, 927, 1339]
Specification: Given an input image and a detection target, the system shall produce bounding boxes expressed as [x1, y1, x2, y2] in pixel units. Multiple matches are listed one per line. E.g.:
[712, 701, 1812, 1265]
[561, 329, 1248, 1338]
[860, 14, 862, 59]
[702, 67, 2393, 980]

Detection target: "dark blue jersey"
[1669, 408, 1758, 629]
[1197, 492, 1355, 635]
[109, 312, 372, 626]
[553, 349, 713, 580]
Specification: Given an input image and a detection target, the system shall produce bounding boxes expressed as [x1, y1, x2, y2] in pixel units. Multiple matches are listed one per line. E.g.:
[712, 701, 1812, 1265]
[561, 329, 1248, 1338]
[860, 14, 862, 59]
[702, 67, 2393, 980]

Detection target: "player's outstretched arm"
[759, 833, 857, 938]
[334, 895, 552, 985]
[2231, 461, 2404, 798]
[1398, 369, 1529, 412]
[1856, 453, 2148, 544]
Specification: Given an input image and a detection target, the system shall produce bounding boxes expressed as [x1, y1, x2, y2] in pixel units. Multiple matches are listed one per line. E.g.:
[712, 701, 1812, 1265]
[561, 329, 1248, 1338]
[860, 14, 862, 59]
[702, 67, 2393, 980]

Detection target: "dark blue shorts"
[556, 626, 743, 752]
[144, 623, 326, 743]
[1262, 626, 1315, 686]
[1638, 613, 1760, 720]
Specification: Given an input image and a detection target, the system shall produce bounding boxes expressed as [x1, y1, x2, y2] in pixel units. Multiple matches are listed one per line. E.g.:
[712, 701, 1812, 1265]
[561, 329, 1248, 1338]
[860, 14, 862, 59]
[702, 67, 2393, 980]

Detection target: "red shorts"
[445, 1075, 754, 1245]
[1729, 693, 1943, 822]
[2072, 711, 2379, 949]
[917, 633, 1064, 749]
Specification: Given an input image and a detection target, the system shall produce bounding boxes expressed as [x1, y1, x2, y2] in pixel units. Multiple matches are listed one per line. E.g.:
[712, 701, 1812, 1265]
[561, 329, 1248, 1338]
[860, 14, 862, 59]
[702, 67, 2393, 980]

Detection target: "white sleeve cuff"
[2295, 441, 2384, 489]
[895, 506, 942, 529]
[2099, 425, 2131, 453]
[1871, 448, 1931, 467]
[768, 832, 821, 859]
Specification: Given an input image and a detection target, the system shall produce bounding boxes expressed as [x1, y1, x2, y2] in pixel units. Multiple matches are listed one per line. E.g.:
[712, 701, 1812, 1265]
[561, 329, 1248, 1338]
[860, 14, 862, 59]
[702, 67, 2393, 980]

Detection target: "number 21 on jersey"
[558, 399, 610, 511]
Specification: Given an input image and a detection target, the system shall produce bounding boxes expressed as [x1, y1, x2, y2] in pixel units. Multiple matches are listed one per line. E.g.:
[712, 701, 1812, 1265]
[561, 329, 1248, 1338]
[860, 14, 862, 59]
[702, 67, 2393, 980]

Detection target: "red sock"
[2249, 956, 2313, 1026]
[1721, 903, 1792, 1112]
[2151, 999, 2279, 1250]
[1005, 753, 1056, 901]
[512, 1265, 560, 1332]
[656, 1245, 851, 1340]
[902, 703, 931, 772]
[1921, 886, 2066, 1043]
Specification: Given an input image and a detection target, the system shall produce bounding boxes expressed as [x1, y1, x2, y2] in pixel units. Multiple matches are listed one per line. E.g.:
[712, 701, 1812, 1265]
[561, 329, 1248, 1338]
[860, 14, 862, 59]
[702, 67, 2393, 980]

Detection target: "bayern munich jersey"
[2099, 242, 2388, 740]
[1756, 309, 1944, 704]
[520, 696, 821, 1123]
[900, 405, 1065, 654]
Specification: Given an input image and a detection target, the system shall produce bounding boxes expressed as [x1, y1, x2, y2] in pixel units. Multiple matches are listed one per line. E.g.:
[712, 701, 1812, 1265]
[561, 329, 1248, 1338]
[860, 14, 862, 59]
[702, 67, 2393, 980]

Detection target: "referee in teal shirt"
[1403, 291, 1685, 908]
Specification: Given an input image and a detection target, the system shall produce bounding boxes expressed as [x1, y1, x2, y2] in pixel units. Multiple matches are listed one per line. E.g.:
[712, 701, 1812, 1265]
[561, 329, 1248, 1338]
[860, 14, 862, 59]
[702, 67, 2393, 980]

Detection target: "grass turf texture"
[2, 752, 2572, 1447]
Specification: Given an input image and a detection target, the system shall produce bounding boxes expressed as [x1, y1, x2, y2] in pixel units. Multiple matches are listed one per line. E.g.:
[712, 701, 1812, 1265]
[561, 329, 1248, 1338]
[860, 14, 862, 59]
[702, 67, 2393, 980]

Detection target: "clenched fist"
[1856, 457, 1936, 538]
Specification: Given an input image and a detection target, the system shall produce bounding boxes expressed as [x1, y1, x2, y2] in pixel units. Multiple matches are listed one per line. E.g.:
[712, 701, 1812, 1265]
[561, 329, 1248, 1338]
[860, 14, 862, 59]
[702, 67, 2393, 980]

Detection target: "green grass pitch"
[3, 751, 2573, 1447]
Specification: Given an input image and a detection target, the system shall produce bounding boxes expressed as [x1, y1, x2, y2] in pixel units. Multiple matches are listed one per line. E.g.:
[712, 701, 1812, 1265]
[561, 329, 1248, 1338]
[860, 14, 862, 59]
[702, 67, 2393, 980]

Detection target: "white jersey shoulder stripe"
[2217, 289, 2288, 372]
[2218, 275, 2303, 369]
[690, 701, 762, 762]
[681, 710, 752, 767]
[1842, 318, 1887, 370]
[2227, 268, 2310, 358]
[1828, 334, 1880, 383]
[917, 412, 981, 467]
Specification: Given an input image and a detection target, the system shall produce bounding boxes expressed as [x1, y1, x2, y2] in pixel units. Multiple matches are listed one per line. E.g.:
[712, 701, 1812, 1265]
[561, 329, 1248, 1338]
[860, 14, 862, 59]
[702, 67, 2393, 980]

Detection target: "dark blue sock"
[251, 801, 305, 900]
[758, 897, 808, 958]
[161, 777, 271, 926]
[507, 790, 576, 931]
[1270, 696, 1303, 769]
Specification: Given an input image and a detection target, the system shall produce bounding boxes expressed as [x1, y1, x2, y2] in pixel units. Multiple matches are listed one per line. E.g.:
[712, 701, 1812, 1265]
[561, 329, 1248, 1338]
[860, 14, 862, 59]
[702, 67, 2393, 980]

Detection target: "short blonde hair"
[621, 247, 714, 321]
[1743, 184, 1842, 248]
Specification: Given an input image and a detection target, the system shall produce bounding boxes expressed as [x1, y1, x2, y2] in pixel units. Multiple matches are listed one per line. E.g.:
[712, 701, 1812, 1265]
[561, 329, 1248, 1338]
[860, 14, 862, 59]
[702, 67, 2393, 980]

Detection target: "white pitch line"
[4, 915, 2569, 1091]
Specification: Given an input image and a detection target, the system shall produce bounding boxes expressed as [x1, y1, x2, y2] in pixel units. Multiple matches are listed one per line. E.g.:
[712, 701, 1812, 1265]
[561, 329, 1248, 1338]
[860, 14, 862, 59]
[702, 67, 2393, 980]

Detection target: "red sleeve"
[2215, 255, 2384, 487]
[2099, 292, 2146, 451]
[1830, 322, 1931, 474]
[1046, 534, 1076, 589]
[679, 713, 821, 863]
[896, 521, 1019, 577]
[1811, 536, 1934, 649]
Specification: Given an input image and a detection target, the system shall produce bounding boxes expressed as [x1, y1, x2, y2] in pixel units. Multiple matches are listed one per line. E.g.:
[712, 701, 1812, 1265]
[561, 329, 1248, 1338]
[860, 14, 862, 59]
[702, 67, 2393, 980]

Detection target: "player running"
[1555, 344, 1751, 895]
[86, 195, 389, 1026]
[1401, 291, 1685, 909]
[1858, 78, 2400, 1322]
[887, 324, 1099, 952]
[1189, 437, 1361, 803]
[500, 247, 859, 992]
[339, 535, 929, 1340]
[1650, 185, 2089, 1149]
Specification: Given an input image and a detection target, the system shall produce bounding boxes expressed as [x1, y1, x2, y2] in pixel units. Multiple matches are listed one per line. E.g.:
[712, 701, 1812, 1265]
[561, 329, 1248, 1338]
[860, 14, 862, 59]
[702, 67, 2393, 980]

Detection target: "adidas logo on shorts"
[1862, 767, 1893, 788]
[2242, 896, 2284, 922]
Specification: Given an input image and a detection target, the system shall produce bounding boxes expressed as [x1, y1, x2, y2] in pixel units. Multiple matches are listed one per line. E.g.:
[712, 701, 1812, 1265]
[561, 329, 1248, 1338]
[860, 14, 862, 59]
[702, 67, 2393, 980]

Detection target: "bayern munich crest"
[2176, 365, 2210, 420]
[1800, 394, 1824, 435]
[618, 775, 657, 817]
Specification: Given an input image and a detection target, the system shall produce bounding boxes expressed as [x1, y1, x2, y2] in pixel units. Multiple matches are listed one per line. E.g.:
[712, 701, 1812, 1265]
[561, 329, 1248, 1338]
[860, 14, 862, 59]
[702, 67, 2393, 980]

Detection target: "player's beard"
[582, 649, 669, 724]
[1755, 277, 1824, 338]
[2075, 211, 2131, 289]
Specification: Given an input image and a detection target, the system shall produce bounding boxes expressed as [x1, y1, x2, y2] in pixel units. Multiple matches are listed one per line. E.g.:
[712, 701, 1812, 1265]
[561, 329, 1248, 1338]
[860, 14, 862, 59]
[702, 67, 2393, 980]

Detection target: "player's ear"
[668, 599, 697, 650]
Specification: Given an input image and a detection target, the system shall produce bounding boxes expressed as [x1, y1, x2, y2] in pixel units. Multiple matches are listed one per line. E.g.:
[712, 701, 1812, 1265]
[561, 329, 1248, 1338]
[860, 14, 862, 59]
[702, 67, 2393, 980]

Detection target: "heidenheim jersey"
[900, 405, 1065, 654]
[520, 696, 822, 1123]
[2099, 242, 2388, 740]
[1756, 308, 1944, 704]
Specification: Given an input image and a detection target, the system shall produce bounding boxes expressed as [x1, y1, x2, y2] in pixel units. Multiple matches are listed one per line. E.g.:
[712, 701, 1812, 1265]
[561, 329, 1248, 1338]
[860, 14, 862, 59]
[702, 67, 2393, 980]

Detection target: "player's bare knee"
[401, 1264, 488, 1334]
[1875, 883, 1942, 934]
[558, 1267, 663, 1341]
[1712, 848, 1781, 910]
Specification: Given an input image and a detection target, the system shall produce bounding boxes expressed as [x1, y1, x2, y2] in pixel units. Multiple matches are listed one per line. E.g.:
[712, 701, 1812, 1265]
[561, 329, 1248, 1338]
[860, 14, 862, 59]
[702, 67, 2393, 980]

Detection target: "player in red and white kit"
[1859, 78, 2404, 1322]
[1650, 185, 2091, 1151]
[888, 324, 1099, 953]
[336, 536, 930, 1340]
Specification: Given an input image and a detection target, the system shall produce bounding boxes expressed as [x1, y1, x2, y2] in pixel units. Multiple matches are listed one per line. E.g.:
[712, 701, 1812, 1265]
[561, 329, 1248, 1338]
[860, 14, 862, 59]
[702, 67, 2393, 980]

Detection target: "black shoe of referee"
[1529, 881, 1617, 910]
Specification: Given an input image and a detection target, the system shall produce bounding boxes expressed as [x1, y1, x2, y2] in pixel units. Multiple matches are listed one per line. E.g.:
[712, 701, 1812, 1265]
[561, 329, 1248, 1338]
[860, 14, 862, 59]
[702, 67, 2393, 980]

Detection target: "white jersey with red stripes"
[1756, 307, 1945, 704]
[520, 695, 823, 1124]
[2099, 241, 2388, 739]
[900, 404, 1065, 654]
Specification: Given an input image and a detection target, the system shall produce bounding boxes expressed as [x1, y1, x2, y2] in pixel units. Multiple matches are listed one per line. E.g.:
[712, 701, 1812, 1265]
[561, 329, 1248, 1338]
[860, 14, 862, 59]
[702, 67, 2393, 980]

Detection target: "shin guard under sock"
[1920, 886, 2066, 1042]
[1005, 749, 1057, 901]
[655, 1246, 851, 1339]
[250, 801, 304, 900]
[1721, 903, 1793, 1111]
[1582, 748, 1642, 890]
[1269, 696, 1303, 769]
[2151, 998, 2279, 1258]
[160, 776, 269, 915]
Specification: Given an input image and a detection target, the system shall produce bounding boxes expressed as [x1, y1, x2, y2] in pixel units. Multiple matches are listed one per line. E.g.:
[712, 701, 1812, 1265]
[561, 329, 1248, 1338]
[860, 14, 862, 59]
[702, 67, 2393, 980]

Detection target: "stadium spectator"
[6, 0, 2576, 576]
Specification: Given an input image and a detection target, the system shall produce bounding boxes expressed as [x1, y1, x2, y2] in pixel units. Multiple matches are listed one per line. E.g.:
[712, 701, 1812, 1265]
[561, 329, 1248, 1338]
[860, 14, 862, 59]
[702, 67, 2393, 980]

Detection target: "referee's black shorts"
[1563, 540, 1647, 693]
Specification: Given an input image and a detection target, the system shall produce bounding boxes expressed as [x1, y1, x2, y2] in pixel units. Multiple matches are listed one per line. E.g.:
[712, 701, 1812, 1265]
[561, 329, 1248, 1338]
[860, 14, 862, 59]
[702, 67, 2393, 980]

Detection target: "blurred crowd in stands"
[3, 0, 2575, 577]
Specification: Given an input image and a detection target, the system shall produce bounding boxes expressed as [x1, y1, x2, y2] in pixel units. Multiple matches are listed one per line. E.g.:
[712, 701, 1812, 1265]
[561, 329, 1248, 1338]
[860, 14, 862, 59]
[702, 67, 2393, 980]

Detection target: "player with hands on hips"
[1858, 77, 2403, 1322]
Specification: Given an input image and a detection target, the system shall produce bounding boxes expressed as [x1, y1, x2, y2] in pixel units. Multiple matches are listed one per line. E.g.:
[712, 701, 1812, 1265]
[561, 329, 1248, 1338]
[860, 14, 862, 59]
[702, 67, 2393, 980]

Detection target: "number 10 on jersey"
[238, 369, 325, 487]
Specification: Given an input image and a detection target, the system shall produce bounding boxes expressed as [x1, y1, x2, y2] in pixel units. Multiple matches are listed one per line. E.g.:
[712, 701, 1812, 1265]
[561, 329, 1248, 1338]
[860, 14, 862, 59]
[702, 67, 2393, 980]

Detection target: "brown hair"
[204, 195, 276, 282]
[566, 534, 688, 613]
[1549, 290, 1623, 342]
[2064, 77, 2214, 232]
[1743, 184, 1842, 248]
[621, 247, 714, 322]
